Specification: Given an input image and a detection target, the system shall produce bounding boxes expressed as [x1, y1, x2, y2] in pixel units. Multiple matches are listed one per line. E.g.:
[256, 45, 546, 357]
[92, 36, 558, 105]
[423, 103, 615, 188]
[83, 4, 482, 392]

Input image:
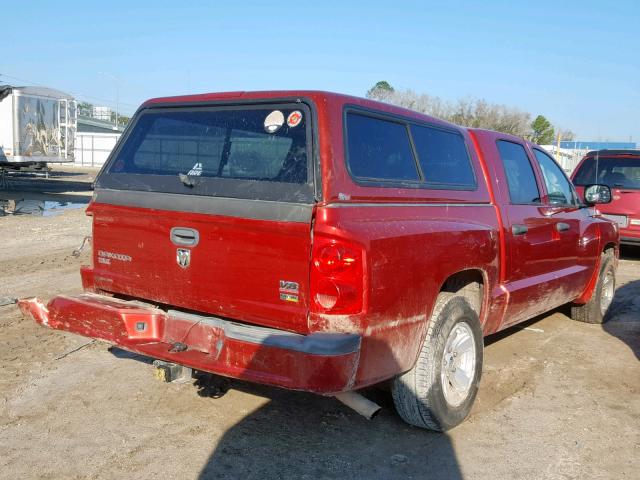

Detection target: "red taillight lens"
[314, 244, 357, 274]
[311, 237, 364, 314]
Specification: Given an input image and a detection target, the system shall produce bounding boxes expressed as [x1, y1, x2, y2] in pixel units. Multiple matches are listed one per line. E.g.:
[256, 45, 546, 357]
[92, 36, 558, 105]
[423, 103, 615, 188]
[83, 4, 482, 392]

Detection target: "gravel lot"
[0, 169, 638, 479]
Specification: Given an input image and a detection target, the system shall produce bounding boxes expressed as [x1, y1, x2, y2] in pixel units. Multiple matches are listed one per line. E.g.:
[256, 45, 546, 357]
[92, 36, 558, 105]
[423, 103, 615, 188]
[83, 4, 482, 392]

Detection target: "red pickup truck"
[18, 91, 618, 431]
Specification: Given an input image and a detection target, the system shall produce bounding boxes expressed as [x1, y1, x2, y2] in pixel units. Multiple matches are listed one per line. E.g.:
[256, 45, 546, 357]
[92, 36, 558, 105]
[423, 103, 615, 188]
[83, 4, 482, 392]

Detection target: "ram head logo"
[176, 248, 191, 268]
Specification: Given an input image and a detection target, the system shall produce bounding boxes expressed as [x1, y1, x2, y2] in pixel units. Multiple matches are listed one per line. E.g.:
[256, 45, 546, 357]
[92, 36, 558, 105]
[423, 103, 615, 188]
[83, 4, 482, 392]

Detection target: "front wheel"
[392, 293, 483, 431]
[571, 252, 616, 324]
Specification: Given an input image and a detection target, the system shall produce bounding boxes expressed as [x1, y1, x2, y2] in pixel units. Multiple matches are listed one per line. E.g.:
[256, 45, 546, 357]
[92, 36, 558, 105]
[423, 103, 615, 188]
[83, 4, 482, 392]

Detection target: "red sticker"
[287, 111, 302, 127]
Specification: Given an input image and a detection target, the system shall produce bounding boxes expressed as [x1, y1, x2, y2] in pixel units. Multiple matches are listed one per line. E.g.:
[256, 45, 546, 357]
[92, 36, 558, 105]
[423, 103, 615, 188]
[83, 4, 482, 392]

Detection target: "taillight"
[310, 237, 364, 314]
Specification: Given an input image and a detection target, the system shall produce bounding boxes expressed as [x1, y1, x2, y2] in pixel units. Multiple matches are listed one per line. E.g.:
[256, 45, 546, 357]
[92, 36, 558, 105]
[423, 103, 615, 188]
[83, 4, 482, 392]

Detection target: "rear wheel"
[571, 252, 616, 324]
[392, 293, 483, 431]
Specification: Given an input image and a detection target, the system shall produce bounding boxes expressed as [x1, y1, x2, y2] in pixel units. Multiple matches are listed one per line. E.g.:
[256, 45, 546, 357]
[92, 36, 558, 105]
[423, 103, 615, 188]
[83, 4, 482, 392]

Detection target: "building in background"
[559, 141, 636, 151]
[75, 116, 124, 167]
[91, 106, 112, 122]
[77, 116, 124, 134]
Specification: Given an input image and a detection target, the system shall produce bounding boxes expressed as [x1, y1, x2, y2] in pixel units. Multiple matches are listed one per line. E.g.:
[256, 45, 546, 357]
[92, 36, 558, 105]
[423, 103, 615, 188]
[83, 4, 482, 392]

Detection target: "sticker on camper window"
[287, 111, 302, 128]
[187, 163, 203, 176]
[264, 110, 285, 133]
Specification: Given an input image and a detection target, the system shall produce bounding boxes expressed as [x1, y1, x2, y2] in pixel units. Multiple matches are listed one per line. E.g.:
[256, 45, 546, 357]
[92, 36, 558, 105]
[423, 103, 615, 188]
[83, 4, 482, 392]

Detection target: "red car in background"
[572, 150, 640, 246]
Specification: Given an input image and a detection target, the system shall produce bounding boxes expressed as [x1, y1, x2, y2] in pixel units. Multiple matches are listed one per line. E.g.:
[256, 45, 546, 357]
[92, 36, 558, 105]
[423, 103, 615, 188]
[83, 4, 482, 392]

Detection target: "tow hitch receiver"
[153, 360, 193, 384]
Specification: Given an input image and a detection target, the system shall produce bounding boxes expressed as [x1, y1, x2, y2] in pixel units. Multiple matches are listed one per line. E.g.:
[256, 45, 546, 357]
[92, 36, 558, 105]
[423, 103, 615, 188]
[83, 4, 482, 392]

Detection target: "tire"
[392, 293, 483, 431]
[571, 252, 616, 324]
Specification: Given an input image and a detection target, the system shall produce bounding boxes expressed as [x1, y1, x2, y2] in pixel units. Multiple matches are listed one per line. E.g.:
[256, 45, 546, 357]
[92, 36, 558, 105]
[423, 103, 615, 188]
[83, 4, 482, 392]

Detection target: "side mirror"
[584, 184, 612, 205]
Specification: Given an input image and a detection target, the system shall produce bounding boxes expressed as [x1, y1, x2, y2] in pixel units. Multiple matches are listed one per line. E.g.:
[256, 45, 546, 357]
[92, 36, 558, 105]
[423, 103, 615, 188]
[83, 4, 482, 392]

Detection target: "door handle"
[170, 227, 200, 247]
[556, 222, 570, 232]
[512, 224, 528, 236]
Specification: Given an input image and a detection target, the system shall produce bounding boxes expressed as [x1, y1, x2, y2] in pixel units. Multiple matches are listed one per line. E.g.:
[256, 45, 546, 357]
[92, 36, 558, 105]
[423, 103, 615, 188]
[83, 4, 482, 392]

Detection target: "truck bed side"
[314, 99, 502, 387]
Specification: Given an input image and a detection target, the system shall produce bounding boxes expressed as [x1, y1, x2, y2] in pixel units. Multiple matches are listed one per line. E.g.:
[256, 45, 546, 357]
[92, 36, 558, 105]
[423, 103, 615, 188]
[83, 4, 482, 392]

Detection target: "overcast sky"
[3, 1, 638, 141]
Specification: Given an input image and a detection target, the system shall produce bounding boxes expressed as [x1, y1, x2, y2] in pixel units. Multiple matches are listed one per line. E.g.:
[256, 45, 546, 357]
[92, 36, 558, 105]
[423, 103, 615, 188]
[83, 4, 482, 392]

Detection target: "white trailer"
[0, 86, 77, 167]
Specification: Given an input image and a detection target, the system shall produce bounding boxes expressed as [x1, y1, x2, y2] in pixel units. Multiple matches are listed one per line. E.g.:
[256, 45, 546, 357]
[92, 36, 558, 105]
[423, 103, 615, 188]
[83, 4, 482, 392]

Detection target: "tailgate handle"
[556, 222, 570, 232]
[170, 227, 199, 247]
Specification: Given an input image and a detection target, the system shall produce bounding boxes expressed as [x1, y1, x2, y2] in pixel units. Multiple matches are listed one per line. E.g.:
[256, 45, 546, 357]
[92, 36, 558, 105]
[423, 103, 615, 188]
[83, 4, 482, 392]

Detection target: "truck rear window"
[573, 157, 640, 190]
[97, 104, 314, 203]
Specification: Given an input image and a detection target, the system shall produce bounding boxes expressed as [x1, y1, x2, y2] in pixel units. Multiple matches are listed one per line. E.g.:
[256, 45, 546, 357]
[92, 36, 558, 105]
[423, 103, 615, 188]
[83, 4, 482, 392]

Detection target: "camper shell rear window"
[96, 102, 315, 203]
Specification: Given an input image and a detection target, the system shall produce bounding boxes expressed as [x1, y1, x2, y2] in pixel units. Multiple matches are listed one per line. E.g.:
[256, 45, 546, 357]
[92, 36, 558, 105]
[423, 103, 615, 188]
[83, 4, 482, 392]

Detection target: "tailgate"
[89, 101, 316, 334]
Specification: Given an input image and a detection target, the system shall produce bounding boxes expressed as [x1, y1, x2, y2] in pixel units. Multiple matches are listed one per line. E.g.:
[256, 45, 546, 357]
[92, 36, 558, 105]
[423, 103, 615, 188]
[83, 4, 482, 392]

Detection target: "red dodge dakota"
[18, 91, 618, 431]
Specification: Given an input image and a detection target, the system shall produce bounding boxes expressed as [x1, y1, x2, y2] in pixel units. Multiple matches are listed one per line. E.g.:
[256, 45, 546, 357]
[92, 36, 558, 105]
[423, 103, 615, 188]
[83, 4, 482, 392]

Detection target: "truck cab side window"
[346, 113, 420, 181]
[533, 149, 577, 206]
[410, 125, 476, 188]
[496, 140, 541, 204]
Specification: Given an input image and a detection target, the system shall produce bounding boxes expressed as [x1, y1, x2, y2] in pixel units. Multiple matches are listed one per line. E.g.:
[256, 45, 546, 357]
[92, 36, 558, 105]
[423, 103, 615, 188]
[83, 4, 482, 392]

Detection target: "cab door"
[529, 147, 597, 295]
[489, 139, 587, 327]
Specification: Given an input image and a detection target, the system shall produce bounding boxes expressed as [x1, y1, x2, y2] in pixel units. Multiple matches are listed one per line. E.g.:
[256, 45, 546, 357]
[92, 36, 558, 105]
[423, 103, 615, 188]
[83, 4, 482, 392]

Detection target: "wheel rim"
[441, 321, 476, 408]
[600, 270, 615, 317]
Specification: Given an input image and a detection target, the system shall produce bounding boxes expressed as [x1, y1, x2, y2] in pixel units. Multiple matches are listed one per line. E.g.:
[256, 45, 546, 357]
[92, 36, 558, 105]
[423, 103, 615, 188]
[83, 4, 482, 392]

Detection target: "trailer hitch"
[153, 360, 193, 384]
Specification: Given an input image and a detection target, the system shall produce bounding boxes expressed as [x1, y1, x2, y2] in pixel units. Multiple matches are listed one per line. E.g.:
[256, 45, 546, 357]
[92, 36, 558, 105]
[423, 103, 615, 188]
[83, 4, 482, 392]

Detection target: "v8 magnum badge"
[279, 280, 299, 303]
[176, 248, 191, 268]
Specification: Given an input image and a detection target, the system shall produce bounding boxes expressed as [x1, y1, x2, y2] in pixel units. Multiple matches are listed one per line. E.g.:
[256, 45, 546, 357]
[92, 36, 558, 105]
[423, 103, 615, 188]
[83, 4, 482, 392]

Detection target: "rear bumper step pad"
[18, 294, 360, 394]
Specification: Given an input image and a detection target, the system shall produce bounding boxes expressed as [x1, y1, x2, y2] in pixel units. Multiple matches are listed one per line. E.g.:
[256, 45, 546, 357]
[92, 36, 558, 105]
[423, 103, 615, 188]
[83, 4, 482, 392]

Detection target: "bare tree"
[556, 128, 575, 142]
[367, 84, 533, 138]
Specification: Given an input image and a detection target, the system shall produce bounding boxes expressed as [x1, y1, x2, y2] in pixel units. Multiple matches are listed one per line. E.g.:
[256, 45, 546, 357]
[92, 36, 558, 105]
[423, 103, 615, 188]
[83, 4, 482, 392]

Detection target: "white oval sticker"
[287, 110, 303, 128]
[264, 110, 285, 133]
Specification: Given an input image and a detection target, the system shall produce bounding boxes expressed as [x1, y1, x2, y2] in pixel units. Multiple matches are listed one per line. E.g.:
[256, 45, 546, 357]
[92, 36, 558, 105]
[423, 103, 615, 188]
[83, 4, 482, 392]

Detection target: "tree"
[110, 111, 130, 126]
[77, 101, 93, 117]
[364, 82, 576, 139]
[556, 128, 575, 142]
[365, 83, 532, 137]
[530, 115, 555, 144]
[366, 81, 394, 100]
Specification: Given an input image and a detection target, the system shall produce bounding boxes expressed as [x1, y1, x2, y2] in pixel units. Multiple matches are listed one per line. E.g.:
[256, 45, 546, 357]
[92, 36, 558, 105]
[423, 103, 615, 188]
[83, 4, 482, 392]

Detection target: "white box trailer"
[0, 86, 77, 166]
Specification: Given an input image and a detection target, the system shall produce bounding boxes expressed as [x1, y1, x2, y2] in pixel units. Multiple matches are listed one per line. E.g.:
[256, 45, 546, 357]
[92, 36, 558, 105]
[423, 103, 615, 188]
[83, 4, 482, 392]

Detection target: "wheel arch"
[574, 244, 617, 305]
[603, 242, 617, 255]
[438, 268, 488, 326]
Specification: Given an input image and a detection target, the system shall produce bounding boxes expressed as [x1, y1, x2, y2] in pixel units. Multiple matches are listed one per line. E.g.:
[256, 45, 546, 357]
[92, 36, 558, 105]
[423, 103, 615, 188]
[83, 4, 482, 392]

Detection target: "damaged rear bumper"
[18, 294, 361, 394]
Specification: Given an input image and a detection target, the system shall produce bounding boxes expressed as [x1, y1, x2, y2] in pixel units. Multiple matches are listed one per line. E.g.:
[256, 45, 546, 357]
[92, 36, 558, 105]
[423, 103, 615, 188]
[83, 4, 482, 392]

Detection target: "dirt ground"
[0, 168, 638, 479]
